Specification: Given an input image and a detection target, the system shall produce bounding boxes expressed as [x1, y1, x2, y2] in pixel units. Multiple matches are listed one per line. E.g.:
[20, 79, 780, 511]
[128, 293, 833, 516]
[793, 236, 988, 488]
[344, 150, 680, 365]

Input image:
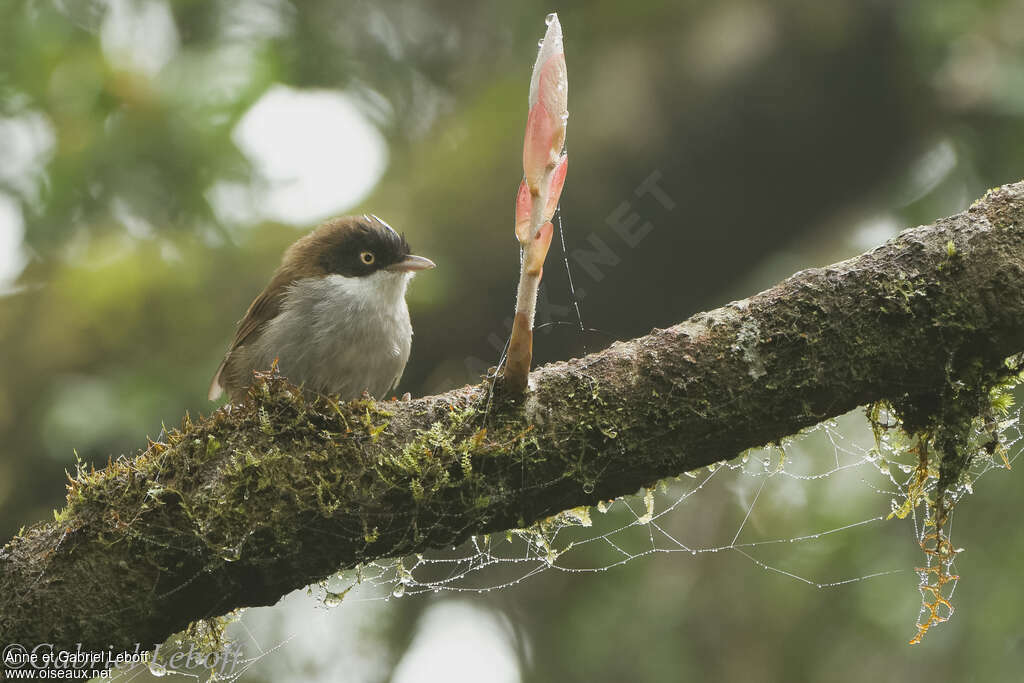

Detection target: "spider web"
[101, 206, 1024, 681]
[323, 405, 1020, 599]
[109, 399, 1021, 681]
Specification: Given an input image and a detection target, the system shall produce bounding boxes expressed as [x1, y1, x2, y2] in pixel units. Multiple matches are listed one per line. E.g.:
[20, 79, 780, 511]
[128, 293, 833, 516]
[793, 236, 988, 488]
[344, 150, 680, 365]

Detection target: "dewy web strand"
[109, 402, 1022, 681]
[108, 205, 1024, 678]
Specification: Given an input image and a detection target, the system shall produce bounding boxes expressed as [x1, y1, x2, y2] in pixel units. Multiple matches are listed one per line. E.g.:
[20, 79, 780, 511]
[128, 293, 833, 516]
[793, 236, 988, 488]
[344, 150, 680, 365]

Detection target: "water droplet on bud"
[545, 13, 558, 26]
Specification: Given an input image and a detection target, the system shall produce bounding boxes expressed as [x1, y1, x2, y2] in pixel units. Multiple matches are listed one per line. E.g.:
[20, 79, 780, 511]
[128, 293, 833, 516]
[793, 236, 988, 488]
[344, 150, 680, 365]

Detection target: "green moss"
[868, 354, 1022, 643]
[23, 208, 1024, 650]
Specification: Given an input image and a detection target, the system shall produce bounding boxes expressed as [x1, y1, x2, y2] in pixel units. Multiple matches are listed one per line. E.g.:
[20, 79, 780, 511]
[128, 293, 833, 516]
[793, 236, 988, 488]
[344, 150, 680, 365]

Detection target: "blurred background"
[3, 0, 1024, 680]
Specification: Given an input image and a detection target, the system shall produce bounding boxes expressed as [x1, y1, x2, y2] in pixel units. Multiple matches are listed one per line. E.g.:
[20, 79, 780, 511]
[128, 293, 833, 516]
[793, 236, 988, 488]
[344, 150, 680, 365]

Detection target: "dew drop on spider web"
[637, 488, 655, 524]
[323, 587, 350, 608]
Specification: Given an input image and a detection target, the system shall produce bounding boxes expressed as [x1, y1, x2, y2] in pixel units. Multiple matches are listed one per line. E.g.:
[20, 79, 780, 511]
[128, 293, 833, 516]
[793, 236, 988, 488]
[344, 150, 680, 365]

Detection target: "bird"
[208, 214, 435, 403]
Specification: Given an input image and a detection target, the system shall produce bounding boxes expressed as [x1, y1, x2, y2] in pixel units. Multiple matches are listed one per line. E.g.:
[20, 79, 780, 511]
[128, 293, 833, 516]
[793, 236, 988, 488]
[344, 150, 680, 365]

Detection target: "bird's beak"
[387, 255, 436, 272]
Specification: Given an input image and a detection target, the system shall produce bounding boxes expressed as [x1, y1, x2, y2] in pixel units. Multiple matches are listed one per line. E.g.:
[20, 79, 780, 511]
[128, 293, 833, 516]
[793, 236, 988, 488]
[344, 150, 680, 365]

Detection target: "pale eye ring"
[360, 251, 375, 265]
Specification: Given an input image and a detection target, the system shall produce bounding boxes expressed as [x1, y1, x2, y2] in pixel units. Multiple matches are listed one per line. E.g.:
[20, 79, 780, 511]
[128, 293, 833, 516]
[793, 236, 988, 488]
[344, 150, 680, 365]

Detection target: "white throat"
[319, 270, 411, 316]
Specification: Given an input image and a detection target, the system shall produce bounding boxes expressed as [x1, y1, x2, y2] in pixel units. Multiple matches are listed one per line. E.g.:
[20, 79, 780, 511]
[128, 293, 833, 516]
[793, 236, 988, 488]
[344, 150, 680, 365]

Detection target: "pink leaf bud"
[529, 15, 566, 113]
[542, 153, 568, 222]
[523, 14, 568, 193]
[515, 178, 533, 242]
[523, 99, 559, 192]
[524, 221, 554, 274]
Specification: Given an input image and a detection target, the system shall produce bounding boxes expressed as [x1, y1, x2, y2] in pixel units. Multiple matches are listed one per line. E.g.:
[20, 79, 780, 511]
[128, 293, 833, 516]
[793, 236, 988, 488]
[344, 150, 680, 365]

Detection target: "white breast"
[248, 271, 413, 399]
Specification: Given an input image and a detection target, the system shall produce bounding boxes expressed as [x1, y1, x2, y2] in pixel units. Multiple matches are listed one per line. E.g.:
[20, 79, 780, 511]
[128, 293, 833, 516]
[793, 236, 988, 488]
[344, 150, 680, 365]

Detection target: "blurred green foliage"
[3, 0, 1024, 680]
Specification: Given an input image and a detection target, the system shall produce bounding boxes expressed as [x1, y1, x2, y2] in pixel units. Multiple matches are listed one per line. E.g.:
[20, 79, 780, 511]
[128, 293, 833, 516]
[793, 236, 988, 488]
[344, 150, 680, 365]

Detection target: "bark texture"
[4, 181, 1024, 651]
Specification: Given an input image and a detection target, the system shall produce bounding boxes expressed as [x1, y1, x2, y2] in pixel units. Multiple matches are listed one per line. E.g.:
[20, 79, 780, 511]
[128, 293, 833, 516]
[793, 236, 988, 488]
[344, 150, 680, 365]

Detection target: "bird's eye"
[360, 251, 375, 265]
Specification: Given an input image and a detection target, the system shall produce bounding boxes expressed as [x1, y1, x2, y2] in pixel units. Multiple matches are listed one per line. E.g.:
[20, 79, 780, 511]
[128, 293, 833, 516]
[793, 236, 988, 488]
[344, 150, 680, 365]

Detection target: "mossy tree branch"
[4, 181, 1024, 651]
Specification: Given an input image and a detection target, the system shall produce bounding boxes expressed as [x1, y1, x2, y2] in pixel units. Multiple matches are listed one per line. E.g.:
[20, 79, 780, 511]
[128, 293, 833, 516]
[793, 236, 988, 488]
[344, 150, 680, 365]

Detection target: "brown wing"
[208, 218, 358, 400]
[207, 276, 291, 400]
[231, 284, 286, 350]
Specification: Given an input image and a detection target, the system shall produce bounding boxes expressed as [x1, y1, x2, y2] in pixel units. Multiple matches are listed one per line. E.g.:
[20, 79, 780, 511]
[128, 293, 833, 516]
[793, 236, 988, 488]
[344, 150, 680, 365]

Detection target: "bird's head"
[302, 214, 435, 278]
